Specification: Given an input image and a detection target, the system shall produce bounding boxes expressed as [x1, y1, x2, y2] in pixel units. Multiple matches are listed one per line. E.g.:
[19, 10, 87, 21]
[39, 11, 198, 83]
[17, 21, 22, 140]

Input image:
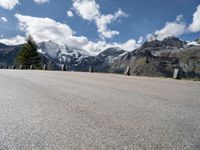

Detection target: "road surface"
[0, 70, 200, 150]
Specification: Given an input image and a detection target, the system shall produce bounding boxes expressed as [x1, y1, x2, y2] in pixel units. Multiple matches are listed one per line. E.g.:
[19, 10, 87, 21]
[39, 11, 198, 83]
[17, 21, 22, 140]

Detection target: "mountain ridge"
[0, 37, 199, 78]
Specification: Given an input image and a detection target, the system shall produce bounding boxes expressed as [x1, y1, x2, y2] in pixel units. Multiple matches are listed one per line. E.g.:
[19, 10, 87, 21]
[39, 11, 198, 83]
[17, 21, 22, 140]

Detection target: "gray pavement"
[0, 70, 200, 150]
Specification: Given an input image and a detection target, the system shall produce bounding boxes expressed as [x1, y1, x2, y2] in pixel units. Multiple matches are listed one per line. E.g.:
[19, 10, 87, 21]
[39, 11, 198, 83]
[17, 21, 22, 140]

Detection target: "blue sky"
[0, 0, 200, 53]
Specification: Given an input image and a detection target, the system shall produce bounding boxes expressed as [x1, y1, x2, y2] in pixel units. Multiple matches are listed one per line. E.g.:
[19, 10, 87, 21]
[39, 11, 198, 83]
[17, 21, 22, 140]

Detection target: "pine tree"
[16, 35, 41, 69]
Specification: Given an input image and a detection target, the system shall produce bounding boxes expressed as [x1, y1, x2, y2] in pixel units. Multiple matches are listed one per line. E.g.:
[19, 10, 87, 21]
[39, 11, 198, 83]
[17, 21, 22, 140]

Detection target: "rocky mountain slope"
[0, 43, 21, 66]
[38, 42, 127, 71]
[0, 37, 199, 78]
[37, 41, 92, 70]
[106, 37, 200, 78]
[195, 38, 200, 44]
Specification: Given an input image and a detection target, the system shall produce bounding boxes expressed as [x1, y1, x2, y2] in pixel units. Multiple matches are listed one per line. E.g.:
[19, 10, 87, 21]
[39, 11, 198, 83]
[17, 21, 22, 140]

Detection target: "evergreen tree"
[16, 35, 41, 69]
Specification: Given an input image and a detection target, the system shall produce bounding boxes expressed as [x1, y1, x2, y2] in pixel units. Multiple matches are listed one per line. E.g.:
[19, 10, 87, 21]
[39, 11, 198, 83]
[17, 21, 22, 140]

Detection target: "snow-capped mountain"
[106, 37, 200, 78]
[97, 47, 126, 62]
[37, 40, 91, 64]
[195, 38, 200, 44]
[37, 41, 128, 71]
[0, 37, 200, 79]
[0, 43, 21, 65]
[187, 38, 200, 46]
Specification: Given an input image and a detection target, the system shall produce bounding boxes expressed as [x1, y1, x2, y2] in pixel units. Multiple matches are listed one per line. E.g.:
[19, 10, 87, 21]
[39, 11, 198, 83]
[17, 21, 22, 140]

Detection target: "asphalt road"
[0, 70, 200, 150]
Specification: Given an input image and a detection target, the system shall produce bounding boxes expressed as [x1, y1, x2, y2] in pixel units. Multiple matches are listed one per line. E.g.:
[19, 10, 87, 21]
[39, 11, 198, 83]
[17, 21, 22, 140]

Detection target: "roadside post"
[124, 66, 131, 76]
[12, 65, 16, 69]
[173, 68, 179, 79]
[62, 64, 66, 71]
[43, 64, 47, 70]
[30, 65, 33, 70]
[89, 66, 93, 73]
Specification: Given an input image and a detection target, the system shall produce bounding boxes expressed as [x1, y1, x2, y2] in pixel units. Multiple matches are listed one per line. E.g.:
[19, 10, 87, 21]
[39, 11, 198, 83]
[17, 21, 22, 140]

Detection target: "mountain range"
[0, 37, 200, 78]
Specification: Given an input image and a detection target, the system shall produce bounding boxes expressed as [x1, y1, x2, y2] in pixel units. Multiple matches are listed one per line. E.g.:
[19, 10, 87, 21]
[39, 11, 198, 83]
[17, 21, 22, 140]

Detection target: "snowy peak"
[195, 38, 200, 44]
[186, 38, 200, 46]
[38, 40, 61, 58]
[141, 36, 186, 49]
[97, 47, 126, 61]
[37, 41, 91, 64]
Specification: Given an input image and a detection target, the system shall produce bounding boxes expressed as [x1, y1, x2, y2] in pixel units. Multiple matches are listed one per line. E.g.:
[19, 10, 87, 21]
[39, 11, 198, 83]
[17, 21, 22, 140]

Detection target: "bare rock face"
[97, 47, 126, 61]
[195, 38, 200, 44]
[0, 43, 21, 66]
[0, 37, 199, 79]
[141, 37, 186, 50]
[107, 37, 200, 78]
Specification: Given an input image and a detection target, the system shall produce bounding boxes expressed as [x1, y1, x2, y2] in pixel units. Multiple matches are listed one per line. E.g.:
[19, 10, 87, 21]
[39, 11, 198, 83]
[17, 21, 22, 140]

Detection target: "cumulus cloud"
[146, 4, 200, 42]
[188, 4, 200, 33]
[0, 0, 48, 10]
[15, 14, 74, 45]
[0, 0, 19, 10]
[1, 17, 8, 22]
[67, 10, 74, 17]
[84, 39, 141, 54]
[137, 36, 144, 44]
[0, 35, 25, 45]
[155, 15, 187, 40]
[4, 14, 139, 54]
[72, 0, 100, 21]
[71, 0, 128, 39]
[109, 39, 141, 51]
[147, 15, 187, 41]
[96, 9, 128, 39]
[14, 14, 100, 51]
[146, 33, 156, 42]
[33, 0, 49, 4]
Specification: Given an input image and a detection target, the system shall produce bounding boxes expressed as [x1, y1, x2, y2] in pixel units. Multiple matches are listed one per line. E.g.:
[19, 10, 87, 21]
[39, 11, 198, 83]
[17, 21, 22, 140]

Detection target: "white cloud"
[0, 0, 48, 10]
[137, 36, 144, 44]
[0, 0, 19, 10]
[33, 0, 49, 4]
[153, 15, 187, 40]
[155, 22, 186, 40]
[84, 39, 141, 54]
[7, 14, 139, 54]
[0, 35, 25, 45]
[13, 14, 100, 52]
[146, 4, 200, 42]
[96, 9, 128, 39]
[188, 4, 200, 33]
[72, 0, 100, 21]
[112, 39, 140, 51]
[1, 17, 8, 22]
[71, 0, 128, 39]
[67, 10, 74, 17]
[146, 33, 156, 42]
[15, 14, 74, 45]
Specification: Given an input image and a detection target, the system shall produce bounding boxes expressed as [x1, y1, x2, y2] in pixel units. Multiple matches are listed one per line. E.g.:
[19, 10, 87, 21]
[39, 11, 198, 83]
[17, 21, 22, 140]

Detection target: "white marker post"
[124, 66, 131, 76]
[43, 64, 47, 70]
[89, 66, 93, 73]
[173, 68, 179, 79]
[62, 64, 66, 71]
[30, 65, 33, 70]
[12, 65, 16, 69]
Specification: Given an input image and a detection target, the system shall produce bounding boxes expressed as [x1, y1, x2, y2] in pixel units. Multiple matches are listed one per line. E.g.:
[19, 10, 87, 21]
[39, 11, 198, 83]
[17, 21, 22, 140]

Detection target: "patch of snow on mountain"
[37, 41, 91, 64]
[187, 41, 200, 46]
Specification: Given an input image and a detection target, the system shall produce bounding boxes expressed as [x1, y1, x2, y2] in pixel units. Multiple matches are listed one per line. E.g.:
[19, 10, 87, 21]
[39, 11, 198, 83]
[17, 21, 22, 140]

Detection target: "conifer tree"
[16, 35, 41, 69]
